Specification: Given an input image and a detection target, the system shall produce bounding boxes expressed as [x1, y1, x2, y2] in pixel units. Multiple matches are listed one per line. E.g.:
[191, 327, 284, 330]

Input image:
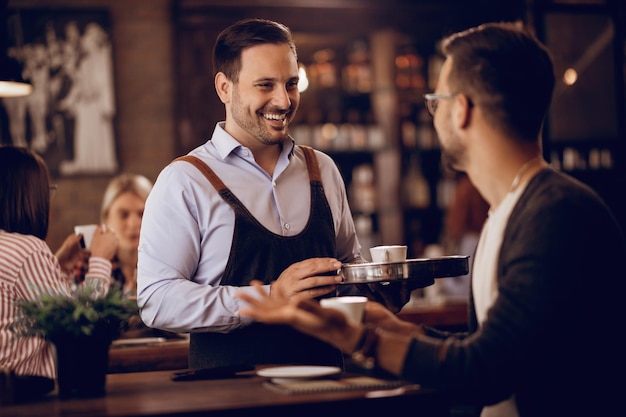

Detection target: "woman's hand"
[89, 224, 118, 260]
[238, 281, 363, 353]
[55, 233, 88, 276]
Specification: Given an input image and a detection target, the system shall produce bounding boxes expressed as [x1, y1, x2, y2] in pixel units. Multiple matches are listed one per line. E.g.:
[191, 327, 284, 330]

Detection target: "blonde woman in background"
[100, 173, 153, 299]
[101, 173, 179, 339]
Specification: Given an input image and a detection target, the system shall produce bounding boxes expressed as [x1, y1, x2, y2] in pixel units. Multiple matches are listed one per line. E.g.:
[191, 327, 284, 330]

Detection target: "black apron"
[176, 145, 344, 369]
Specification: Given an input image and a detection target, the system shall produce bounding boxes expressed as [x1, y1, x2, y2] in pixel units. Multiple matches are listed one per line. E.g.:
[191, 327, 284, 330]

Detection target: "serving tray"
[339, 255, 469, 286]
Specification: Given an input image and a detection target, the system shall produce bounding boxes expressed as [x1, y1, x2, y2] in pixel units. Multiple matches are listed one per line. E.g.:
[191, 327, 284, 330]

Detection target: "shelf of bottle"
[291, 123, 390, 153]
[548, 146, 617, 172]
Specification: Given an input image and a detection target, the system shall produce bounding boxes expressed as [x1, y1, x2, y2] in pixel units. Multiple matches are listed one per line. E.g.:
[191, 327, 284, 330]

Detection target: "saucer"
[256, 366, 341, 383]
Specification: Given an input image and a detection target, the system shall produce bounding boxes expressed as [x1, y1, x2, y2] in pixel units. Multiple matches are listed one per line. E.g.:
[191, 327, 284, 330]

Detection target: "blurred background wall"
[2, 0, 624, 257]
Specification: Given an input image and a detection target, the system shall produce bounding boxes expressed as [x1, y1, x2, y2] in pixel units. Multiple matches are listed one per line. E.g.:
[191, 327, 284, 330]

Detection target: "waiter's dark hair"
[213, 18, 297, 82]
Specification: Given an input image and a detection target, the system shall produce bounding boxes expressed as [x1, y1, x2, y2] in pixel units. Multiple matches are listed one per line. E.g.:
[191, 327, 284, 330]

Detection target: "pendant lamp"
[0, 55, 32, 97]
[0, 1, 31, 97]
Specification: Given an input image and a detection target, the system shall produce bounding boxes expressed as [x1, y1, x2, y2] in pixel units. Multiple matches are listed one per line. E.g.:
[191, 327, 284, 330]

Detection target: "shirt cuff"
[86, 256, 113, 280]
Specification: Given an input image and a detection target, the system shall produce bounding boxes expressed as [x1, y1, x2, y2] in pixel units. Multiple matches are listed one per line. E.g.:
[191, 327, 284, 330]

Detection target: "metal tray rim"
[342, 255, 469, 268]
[338, 255, 469, 285]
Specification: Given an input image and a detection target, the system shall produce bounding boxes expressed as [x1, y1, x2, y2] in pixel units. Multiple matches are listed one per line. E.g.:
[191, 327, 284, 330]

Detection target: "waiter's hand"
[270, 258, 343, 301]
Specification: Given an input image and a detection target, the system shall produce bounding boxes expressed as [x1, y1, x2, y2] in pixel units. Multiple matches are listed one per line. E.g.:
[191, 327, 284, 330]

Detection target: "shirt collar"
[209, 122, 296, 160]
[210, 122, 241, 160]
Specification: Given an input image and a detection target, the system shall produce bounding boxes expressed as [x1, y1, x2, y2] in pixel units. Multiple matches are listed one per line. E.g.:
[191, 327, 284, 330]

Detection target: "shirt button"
[284, 223, 290, 230]
[273, 181, 277, 187]
[243, 150, 249, 156]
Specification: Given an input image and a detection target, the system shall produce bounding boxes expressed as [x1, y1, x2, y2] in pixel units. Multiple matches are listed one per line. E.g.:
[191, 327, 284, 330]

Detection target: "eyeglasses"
[424, 92, 457, 117]
[49, 184, 58, 199]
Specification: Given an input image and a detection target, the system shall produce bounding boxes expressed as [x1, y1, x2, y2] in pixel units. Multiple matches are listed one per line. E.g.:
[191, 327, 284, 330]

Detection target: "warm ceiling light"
[0, 81, 32, 97]
[298, 65, 309, 92]
[0, 56, 32, 97]
[563, 68, 578, 86]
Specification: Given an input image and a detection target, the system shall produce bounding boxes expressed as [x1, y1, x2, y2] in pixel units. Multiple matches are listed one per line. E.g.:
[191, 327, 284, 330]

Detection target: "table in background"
[3, 369, 452, 417]
[108, 339, 188, 374]
[398, 301, 469, 332]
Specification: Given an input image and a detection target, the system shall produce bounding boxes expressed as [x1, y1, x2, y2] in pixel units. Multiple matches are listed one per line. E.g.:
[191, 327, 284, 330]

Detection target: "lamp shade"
[0, 55, 32, 97]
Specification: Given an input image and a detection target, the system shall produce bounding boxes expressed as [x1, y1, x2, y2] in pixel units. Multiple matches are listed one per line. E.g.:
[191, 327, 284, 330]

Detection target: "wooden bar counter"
[4, 304, 468, 416]
[108, 339, 189, 374]
[105, 301, 469, 375]
[3, 369, 451, 417]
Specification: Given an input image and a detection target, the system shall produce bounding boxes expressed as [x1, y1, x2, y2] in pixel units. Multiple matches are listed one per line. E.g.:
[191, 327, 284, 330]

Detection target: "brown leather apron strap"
[174, 155, 226, 192]
[176, 147, 321, 188]
[299, 145, 322, 183]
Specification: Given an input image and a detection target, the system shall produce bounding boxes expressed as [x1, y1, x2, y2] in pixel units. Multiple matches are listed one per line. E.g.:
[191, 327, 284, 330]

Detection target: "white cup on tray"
[369, 245, 407, 263]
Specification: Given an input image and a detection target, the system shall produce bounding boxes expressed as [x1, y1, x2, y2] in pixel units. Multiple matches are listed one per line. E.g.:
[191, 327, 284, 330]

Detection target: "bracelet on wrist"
[350, 325, 380, 370]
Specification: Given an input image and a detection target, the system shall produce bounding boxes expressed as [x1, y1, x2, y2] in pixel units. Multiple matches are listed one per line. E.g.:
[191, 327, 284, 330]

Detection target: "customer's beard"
[440, 149, 464, 174]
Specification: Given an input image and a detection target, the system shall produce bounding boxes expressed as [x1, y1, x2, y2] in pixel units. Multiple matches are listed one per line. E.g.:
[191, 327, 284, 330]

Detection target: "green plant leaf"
[10, 284, 138, 340]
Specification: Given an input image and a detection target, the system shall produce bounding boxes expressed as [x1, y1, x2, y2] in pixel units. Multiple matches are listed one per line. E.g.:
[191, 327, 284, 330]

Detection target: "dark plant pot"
[52, 334, 112, 399]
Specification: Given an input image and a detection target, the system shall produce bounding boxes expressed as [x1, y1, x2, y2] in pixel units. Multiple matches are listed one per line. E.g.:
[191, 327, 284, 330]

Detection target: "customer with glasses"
[0, 145, 118, 403]
[237, 22, 626, 417]
[424, 92, 458, 116]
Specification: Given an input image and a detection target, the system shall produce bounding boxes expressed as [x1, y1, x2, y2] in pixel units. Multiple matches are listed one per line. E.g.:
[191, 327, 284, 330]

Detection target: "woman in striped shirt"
[0, 145, 118, 402]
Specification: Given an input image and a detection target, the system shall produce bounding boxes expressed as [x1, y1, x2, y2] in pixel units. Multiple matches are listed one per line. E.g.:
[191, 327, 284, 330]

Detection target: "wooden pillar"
[370, 29, 403, 245]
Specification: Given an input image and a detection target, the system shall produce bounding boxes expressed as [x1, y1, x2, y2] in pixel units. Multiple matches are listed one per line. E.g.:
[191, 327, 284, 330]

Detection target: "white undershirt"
[472, 184, 526, 417]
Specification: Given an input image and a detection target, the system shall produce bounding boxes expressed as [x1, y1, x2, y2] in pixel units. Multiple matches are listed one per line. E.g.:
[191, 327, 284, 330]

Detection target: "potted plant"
[10, 284, 137, 399]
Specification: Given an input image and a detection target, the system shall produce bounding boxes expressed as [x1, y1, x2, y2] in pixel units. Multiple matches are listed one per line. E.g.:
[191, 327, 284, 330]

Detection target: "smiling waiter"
[137, 18, 407, 369]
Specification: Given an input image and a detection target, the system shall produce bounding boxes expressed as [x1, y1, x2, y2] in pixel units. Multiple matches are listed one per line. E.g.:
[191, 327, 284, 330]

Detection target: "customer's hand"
[364, 301, 423, 335]
[365, 280, 422, 313]
[269, 258, 343, 301]
[55, 233, 88, 276]
[362, 301, 398, 327]
[89, 224, 118, 261]
[238, 281, 363, 353]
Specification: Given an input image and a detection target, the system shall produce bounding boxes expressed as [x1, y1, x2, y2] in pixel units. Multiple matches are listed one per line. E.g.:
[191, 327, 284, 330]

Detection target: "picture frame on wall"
[0, 8, 118, 177]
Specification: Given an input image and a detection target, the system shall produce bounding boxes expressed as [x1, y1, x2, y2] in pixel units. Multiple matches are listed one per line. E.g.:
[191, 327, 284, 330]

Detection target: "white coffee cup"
[320, 296, 367, 323]
[74, 224, 98, 249]
[369, 245, 408, 263]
